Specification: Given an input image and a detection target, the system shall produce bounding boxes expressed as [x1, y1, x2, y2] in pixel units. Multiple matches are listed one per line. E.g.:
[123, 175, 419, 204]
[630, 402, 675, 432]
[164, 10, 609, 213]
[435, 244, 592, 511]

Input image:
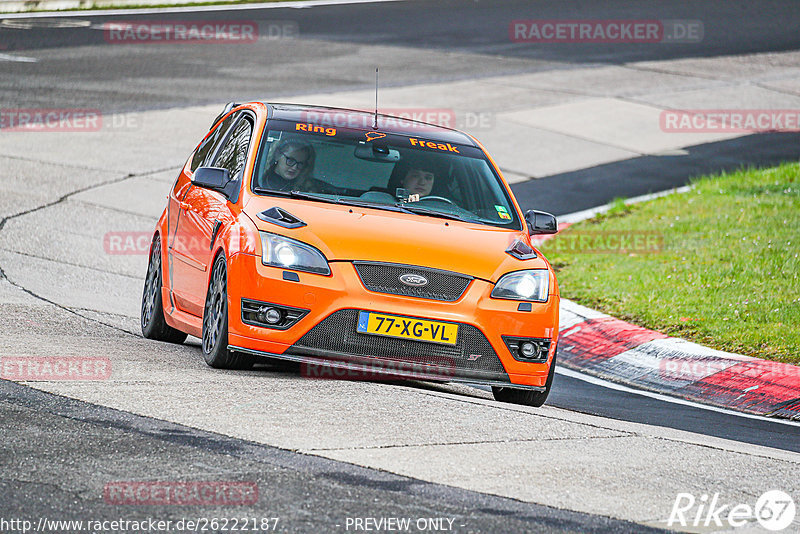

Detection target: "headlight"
[259, 232, 330, 275]
[491, 270, 549, 302]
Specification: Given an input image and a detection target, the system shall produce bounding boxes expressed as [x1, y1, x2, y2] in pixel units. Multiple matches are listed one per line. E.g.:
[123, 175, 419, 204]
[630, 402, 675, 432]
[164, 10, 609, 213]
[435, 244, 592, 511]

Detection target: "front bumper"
[227, 253, 559, 388]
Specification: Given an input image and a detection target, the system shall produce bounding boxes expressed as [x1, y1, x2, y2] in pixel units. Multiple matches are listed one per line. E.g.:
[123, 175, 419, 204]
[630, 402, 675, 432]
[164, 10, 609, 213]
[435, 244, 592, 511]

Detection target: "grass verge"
[540, 162, 800, 365]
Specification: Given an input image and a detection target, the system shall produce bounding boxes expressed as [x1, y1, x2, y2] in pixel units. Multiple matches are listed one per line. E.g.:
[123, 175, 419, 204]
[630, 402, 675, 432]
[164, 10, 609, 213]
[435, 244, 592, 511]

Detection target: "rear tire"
[492, 348, 557, 407]
[141, 235, 188, 344]
[201, 254, 254, 370]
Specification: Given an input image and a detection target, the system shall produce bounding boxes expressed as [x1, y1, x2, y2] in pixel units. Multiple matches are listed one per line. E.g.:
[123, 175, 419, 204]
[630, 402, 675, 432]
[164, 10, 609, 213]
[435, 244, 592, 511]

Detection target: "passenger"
[260, 138, 319, 192]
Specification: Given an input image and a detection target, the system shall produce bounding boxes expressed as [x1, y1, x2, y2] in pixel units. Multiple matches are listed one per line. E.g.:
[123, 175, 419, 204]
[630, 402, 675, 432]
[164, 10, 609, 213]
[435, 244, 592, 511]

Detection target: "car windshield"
[251, 122, 521, 230]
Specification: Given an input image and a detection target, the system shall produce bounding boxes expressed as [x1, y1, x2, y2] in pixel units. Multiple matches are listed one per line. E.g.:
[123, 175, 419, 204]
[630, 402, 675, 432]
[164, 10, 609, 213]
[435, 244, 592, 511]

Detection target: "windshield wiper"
[253, 188, 403, 212]
[394, 204, 468, 222]
[252, 188, 340, 204]
[252, 188, 469, 221]
[335, 199, 405, 212]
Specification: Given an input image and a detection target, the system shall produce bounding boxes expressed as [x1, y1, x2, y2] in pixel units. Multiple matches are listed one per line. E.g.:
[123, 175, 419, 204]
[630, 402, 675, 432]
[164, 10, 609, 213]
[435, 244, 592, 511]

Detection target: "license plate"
[356, 311, 458, 345]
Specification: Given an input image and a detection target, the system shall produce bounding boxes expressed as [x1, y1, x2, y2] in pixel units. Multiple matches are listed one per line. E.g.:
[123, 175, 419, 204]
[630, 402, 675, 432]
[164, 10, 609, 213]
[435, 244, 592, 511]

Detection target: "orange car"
[141, 102, 560, 406]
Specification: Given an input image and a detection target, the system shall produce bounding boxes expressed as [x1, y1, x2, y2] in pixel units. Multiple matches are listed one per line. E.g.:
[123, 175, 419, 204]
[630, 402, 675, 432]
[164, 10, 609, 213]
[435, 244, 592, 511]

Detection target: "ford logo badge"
[399, 273, 428, 287]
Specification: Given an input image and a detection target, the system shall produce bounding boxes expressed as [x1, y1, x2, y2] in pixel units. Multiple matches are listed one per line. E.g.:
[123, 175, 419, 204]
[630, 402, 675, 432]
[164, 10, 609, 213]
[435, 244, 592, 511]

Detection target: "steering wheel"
[418, 195, 455, 205]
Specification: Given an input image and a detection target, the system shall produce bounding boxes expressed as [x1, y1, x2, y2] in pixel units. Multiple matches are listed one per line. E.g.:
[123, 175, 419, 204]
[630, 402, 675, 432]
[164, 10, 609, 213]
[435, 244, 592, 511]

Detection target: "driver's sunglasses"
[281, 152, 307, 169]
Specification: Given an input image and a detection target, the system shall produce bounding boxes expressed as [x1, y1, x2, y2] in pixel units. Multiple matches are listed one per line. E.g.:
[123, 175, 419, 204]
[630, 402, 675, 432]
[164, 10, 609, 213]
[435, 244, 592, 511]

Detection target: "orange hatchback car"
[141, 102, 560, 406]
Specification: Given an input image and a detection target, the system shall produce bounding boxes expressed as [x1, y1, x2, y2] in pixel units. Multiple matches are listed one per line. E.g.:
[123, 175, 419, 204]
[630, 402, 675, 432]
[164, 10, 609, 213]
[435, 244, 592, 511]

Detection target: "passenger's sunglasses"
[280, 152, 308, 169]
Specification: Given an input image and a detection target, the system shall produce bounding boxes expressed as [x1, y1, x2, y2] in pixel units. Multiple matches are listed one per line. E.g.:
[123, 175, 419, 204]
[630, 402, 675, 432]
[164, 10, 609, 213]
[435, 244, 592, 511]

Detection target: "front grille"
[289, 309, 508, 380]
[354, 262, 472, 301]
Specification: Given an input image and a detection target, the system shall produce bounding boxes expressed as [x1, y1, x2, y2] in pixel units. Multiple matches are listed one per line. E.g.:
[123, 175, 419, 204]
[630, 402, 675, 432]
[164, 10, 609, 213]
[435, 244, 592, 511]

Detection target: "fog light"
[266, 308, 282, 324]
[257, 306, 282, 325]
[502, 336, 551, 363]
[242, 299, 309, 330]
[519, 342, 538, 359]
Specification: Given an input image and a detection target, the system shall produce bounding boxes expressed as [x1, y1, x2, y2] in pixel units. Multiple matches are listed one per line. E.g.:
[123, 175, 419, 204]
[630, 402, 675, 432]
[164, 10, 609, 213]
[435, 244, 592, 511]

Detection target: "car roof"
[263, 103, 478, 147]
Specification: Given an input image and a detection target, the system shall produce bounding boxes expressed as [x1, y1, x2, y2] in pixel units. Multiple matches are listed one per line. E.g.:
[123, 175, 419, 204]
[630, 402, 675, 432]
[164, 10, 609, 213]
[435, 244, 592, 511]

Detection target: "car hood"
[243, 197, 548, 281]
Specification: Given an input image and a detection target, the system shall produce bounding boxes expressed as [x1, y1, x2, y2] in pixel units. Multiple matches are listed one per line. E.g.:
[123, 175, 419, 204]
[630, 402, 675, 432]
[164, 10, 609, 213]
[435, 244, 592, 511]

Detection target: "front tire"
[492, 348, 557, 407]
[141, 235, 188, 344]
[201, 254, 253, 369]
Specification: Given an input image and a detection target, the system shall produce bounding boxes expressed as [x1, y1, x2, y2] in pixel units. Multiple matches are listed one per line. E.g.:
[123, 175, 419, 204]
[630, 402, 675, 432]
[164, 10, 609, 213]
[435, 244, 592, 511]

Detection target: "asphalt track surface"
[547, 373, 800, 454]
[0, 379, 665, 534]
[1, 0, 799, 531]
[2, 0, 800, 112]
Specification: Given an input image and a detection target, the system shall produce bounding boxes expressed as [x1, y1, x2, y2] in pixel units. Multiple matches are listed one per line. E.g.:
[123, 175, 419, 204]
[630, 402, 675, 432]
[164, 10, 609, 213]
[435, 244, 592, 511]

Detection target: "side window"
[213, 117, 253, 178]
[190, 113, 236, 172]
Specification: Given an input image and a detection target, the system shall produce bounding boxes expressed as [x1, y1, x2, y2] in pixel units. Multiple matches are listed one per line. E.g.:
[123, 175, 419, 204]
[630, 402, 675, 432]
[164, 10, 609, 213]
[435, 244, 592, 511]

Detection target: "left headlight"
[491, 269, 549, 302]
[259, 232, 330, 275]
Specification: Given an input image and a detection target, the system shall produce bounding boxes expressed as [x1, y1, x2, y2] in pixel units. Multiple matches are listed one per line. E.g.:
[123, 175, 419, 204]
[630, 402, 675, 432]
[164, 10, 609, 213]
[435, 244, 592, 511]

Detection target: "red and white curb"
[545, 189, 799, 421]
[557, 299, 800, 421]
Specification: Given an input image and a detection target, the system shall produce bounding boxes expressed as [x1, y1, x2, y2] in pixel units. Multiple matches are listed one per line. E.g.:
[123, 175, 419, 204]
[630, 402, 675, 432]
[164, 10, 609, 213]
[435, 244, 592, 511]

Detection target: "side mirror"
[193, 167, 230, 190]
[525, 210, 558, 235]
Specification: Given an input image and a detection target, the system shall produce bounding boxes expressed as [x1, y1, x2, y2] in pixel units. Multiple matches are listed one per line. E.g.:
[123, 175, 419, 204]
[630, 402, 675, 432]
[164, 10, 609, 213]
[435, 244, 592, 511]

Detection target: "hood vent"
[505, 239, 537, 260]
[257, 207, 306, 229]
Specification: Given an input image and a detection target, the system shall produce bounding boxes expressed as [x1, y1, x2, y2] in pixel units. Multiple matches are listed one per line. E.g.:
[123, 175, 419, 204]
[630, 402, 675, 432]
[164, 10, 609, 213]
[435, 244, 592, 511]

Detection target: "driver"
[387, 155, 447, 200]
[402, 167, 435, 197]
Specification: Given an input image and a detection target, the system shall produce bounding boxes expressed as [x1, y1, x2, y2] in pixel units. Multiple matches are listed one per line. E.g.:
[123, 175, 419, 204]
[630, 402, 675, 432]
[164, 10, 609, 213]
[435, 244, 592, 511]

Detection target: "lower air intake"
[289, 309, 508, 381]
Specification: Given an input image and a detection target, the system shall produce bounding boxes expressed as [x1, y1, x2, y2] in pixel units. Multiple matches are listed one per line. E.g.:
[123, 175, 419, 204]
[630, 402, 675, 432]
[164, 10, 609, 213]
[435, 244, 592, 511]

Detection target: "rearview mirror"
[354, 143, 401, 162]
[525, 210, 558, 235]
[193, 167, 230, 190]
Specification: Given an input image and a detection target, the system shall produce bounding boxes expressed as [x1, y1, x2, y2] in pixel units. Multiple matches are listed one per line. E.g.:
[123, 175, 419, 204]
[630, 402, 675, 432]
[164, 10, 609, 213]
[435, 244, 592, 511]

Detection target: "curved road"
[1, 1, 799, 532]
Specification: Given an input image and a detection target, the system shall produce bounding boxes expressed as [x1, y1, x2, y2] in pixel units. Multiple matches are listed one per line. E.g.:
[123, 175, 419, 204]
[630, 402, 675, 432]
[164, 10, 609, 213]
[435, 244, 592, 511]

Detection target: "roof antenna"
[373, 67, 379, 130]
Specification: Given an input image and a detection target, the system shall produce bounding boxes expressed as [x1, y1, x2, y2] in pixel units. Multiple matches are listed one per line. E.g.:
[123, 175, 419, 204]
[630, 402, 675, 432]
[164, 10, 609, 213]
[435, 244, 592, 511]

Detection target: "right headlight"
[491, 269, 550, 302]
[259, 231, 330, 275]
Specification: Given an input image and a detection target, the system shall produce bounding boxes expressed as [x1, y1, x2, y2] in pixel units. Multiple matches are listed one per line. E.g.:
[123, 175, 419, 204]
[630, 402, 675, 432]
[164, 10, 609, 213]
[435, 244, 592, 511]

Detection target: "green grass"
[542, 162, 800, 364]
[594, 196, 633, 222]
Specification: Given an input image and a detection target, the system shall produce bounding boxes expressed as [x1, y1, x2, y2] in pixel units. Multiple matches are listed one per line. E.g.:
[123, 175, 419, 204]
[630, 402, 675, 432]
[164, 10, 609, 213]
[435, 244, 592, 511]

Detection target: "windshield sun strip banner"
[264, 119, 485, 159]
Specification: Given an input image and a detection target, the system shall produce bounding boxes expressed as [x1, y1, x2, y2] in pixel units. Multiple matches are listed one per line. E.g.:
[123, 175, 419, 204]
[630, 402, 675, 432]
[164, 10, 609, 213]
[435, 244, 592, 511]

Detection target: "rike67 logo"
[668, 490, 796, 531]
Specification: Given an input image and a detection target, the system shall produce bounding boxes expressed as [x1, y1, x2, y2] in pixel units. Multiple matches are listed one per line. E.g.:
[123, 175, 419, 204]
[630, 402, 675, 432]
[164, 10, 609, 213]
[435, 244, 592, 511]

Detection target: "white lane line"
[0, 18, 91, 28]
[555, 366, 800, 428]
[0, 0, 401, 18]
[559, 185, 693, 224]
[0, 52, 38, 62]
